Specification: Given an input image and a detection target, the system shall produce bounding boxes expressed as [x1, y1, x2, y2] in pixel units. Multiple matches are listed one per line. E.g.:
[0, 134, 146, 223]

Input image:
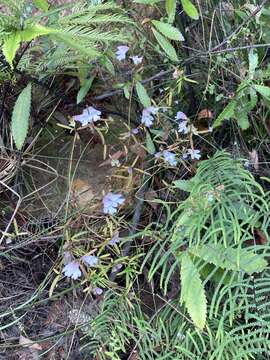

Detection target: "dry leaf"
[249, 150, 259, 170]
[197, 109, 213, 120]
[19, 335, 42, 351]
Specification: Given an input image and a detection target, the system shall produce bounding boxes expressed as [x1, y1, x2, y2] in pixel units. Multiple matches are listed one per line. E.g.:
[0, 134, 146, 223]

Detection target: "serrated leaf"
[253, 84, 270, 100]
[166, 0, 177, 23]
[213, 100, 236, 127]
[152, 28, 178, 61]
[180, 253, 207, 330]
[146, 131, 156, 154]
[189, 244, 267, 274]
[11, 83, 32, 150]
[152, 20, 184, 41]
[181, 0, 199, 20]
[2, 32, 21, 68]
[33, 0, 49, 11]
[77, 76, 94, 104]
[136, 81, 151, 108]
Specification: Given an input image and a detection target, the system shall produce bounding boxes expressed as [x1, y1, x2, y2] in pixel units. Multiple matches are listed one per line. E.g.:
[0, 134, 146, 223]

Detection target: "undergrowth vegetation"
[1, 0, 270, 359]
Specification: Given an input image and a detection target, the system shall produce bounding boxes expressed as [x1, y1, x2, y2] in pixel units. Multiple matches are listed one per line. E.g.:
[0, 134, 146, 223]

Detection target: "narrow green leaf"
[11, 83, 32, 150]
[77, 76, 94, 104]
[136, 81, 151, 108]
[253, 84, 270, 100]
[146, 132, 156, 154]
[166, 0, 177, 23]
[2, 32, 21, 68]
[33, 0, 49, 11]
[152, 20, 184, 41]
[152, 28, 178, 62]
[180, 253, 207, 330]
[213, 100, 235, 127]
[181, 0, 199, 20]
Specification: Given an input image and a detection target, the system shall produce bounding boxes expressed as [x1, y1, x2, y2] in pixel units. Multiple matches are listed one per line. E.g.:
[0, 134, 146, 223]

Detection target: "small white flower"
[176, 111, 187, 120]
[116, 45, 129, 61]
[63, 261, 81, 280]
[130, 55, 143, 65]
[73, 106, 101, 125]
[163, 150, 177, 166]
[82, 255, 99, 267]
[178, 120, 189, 134]
[208, 126, 213, 132]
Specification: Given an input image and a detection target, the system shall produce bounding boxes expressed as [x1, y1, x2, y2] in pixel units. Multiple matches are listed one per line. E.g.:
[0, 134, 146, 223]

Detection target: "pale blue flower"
[82, 255, 99, 267]
[63, 261, 81, 280]
[141, 107, 158, 127]
[116, 45, 129, 61]
[163, 150, 177, 166]
[73, 106, 101, 125]
[178, 120, 189, 134]
[103, 192, 125, 215]
[130, 55, 143, 65]
[176, 111, 187, 120]
[183, 149, 201, 160]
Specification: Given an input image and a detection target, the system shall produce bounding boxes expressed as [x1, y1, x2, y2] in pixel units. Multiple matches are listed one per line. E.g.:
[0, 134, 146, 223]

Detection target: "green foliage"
[181, 0, 199, 20]
[136, 81, 151, 108]
[152, 28, 178, 61]
[11, 83, 32, 150]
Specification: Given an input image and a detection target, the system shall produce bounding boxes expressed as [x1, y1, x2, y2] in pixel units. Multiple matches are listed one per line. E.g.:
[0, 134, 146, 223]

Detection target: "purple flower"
[73, 106, 101, 125]
[93, 287, 103, 295]
[116, 45, 129, 61]
[183, 149, 201, 160]
[163, 150, 177, 166]
[130, 55, 143, 65]
[178, 120, 189, 134]
[132, 128, 139, 134]
[103, 192, 125, 215]
[176, 111, 188, 120]
[141, 107, 158, 127]
[82, 255, 99, 267]
[62, 261, 81, 280]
